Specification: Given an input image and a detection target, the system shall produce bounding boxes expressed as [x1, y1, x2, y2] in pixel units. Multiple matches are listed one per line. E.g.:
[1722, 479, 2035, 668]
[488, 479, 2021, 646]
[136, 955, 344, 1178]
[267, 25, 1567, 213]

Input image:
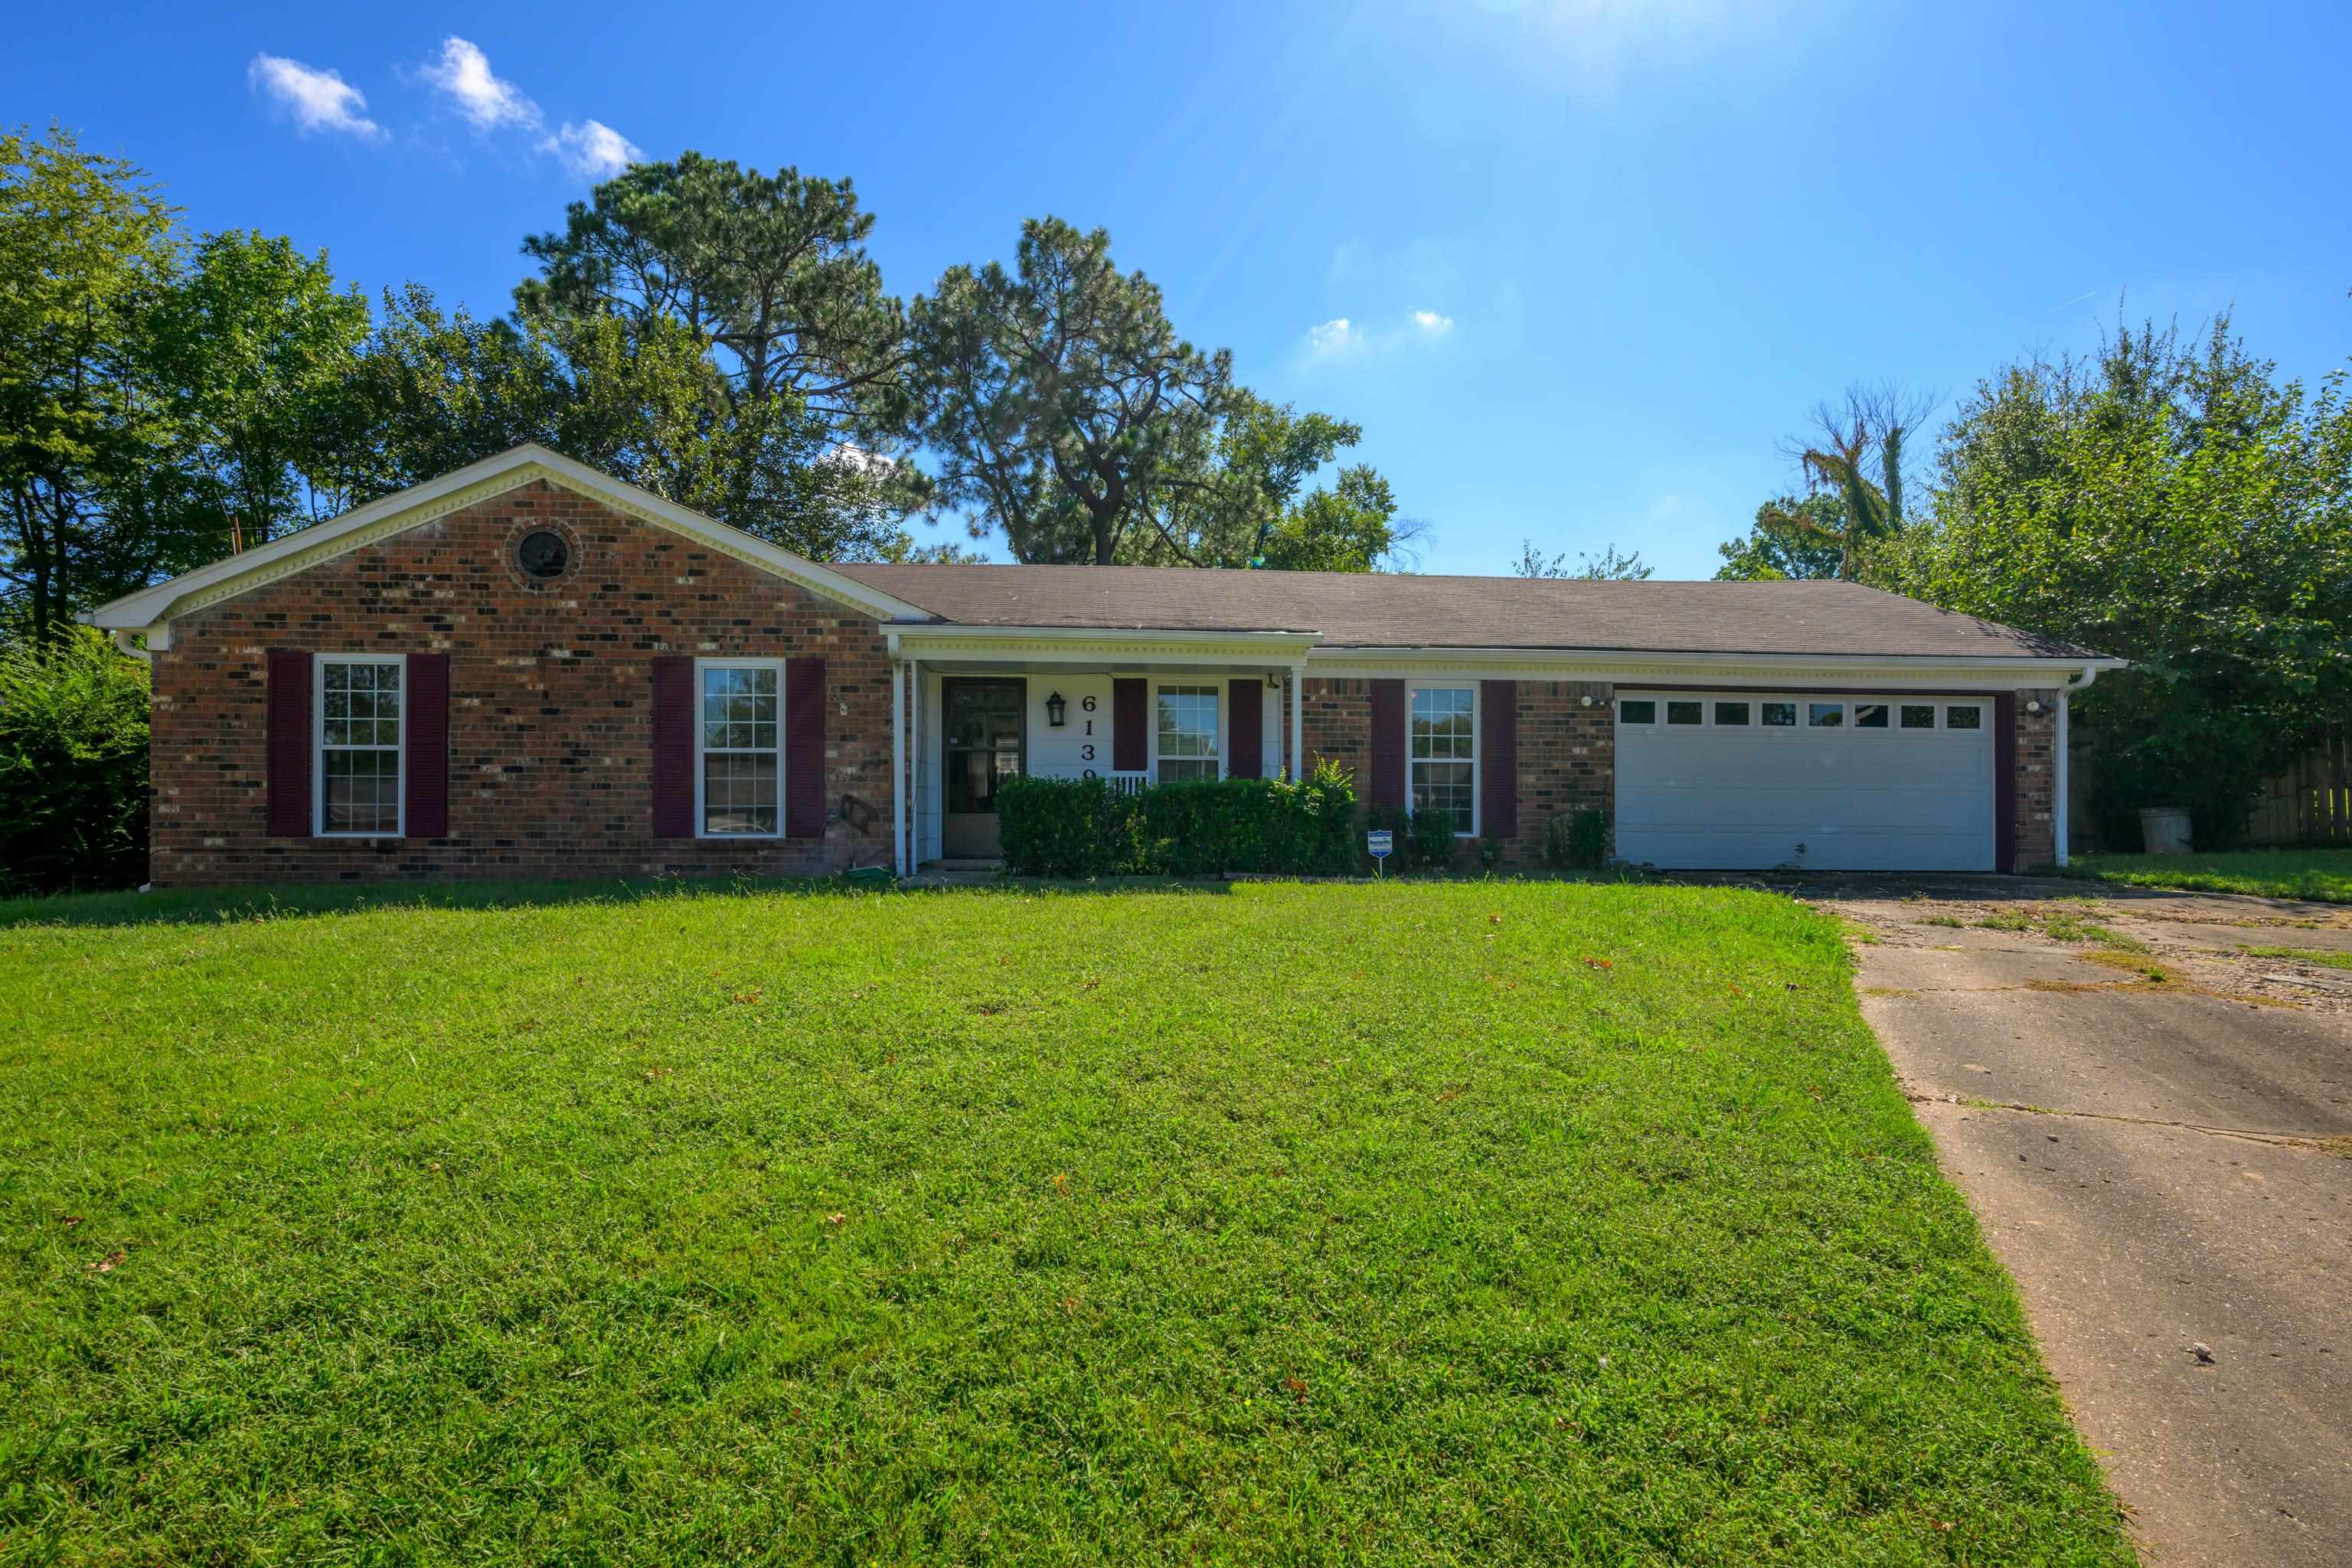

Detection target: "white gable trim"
[82, 444, 933, 645]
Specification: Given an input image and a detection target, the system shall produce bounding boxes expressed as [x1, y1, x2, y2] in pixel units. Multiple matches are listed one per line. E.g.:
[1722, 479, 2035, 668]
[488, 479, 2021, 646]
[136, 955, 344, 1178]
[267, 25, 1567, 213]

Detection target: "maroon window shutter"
[265, 650, 312, 838]
[1480, 680, 1518, 839]
[1994, 692, 2017, 873]
[1227, 678, 1264, 779]
[404, 654, 449, 838]
[1112, 678, 1148, 773]
[786, 657, 827, 838]
[1368, 679, 1406, 810]
[651, 656, 694, 838]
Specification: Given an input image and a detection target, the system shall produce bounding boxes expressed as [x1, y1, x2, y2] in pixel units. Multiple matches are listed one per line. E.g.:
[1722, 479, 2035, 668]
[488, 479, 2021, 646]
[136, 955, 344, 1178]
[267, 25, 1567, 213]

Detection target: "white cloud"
[541, 119, 642, 178]
[247, 54, 384, 140]
[420, 37, 541, 131]
[1296, 309, 1455, 366]
[1305, 318, 1357, 358]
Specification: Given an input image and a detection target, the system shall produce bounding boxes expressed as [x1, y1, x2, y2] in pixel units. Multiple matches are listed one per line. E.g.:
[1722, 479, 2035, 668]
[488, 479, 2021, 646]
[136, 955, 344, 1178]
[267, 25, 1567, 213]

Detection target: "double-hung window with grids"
[318, 656, 403, 835]
[1409, 686, 1475, 834]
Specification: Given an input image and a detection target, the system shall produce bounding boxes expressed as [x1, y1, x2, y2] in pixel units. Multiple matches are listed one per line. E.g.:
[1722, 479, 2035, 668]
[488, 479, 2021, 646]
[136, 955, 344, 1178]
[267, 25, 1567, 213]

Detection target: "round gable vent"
[517, 530, 570, 580]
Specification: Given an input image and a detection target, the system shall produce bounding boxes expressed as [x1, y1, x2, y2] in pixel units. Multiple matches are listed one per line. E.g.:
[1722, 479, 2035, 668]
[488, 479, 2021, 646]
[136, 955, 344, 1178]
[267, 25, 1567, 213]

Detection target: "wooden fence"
[2246, 725, 2352, 846]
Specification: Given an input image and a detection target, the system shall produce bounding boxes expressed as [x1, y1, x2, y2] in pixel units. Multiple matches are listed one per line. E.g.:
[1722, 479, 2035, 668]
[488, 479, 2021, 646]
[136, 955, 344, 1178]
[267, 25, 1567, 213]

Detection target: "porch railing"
[1103, 771, 1150, 796]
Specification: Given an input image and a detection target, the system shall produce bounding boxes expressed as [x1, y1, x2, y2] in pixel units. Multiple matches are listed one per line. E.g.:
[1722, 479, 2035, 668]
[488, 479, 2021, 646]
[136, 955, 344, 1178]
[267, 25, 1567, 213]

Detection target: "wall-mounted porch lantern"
[1045, 691, 1067, 727]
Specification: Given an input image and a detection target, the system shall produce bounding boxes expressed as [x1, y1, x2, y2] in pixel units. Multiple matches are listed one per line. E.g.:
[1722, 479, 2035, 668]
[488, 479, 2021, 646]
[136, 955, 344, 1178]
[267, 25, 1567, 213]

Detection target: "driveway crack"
[1903, 1090, 2347, 1153]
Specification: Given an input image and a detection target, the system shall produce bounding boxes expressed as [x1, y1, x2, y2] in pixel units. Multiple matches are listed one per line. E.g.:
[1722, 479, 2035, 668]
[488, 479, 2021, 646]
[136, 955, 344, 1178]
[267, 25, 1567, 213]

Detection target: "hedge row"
[996, 760, 1361, 877]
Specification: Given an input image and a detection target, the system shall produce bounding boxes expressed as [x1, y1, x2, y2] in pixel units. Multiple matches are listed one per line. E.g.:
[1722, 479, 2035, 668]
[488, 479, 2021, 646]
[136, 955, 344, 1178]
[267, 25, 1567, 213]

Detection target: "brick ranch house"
[85, 445, 2122, 887]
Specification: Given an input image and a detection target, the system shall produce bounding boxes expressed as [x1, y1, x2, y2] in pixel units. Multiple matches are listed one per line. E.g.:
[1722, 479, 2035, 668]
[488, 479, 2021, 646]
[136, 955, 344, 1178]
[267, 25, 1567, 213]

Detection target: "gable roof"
[835, 563, 2106, 662]
[83, 443, 933, 635]
[83, 446, 2109, 667]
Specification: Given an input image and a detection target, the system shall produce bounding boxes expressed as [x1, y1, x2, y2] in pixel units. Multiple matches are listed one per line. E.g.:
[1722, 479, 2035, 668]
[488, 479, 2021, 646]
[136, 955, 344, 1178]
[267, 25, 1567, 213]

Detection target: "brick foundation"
[149, 480, 895, 886]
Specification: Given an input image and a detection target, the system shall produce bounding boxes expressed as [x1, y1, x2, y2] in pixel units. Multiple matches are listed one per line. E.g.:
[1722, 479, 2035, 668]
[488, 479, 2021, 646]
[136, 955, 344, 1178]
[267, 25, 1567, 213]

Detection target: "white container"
[2138, 807, 2193, 854]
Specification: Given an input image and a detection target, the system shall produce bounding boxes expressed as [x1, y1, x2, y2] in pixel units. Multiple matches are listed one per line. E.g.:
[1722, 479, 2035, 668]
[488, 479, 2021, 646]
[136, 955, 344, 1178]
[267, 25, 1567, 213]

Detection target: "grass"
[0, 879, 2132, 1565]
[2066, 848, 2352, 903]
[2240, 944, 2352, 971]
[1974, 906, 2150, 953]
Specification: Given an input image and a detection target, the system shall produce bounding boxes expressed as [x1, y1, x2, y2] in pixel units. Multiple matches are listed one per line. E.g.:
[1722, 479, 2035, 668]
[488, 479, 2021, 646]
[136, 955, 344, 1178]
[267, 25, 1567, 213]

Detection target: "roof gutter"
[1318, 645, 2130, 671]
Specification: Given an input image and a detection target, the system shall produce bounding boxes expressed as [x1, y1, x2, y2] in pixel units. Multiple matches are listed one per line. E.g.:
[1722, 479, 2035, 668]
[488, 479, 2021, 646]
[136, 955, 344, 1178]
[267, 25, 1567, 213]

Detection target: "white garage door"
[1614, 691, 1995, 871]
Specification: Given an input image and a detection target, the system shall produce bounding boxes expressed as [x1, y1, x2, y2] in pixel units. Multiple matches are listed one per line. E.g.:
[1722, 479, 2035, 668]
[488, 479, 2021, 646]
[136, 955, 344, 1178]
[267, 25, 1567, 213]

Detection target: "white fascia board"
[81, 443, 934, 633]
[1305, 646, 2127, 686]
[886, 626, 1322, 664]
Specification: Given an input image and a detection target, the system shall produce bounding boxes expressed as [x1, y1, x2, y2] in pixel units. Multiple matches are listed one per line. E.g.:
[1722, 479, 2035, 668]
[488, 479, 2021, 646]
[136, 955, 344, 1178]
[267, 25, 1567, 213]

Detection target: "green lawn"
[2066, 848, 2352, 903]
[0, 880, 2131, 1565]
[2241, 944, 2352, 970]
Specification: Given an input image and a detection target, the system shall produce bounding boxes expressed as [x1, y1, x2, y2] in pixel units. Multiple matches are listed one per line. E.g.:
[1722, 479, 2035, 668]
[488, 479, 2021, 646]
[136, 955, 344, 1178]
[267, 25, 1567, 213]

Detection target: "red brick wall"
[2012, 688, 2059, 871]
[148, 479, 895, 886]
[1504, 680, 1615, 866]
[1298, 676, 1615, 869]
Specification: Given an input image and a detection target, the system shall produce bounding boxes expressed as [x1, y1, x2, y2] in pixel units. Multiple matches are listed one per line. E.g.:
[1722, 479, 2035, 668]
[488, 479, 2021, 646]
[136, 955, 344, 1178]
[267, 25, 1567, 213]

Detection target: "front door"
[943, 678, 1026, 858]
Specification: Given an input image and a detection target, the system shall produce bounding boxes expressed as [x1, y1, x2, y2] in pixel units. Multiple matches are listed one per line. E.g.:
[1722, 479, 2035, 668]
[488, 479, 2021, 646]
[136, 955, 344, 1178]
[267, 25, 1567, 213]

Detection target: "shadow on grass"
[0, 872, 1266, 929]
[0, 875, 871, 930]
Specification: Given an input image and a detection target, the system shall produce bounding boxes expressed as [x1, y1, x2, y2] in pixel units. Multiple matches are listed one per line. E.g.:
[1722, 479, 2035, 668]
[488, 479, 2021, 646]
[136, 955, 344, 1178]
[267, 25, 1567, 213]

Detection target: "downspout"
[110, 627, 154, 663]
[1289, 664, 1305, 782]
[2056, 662, 2105, 867]
[891, 656, 909, 880]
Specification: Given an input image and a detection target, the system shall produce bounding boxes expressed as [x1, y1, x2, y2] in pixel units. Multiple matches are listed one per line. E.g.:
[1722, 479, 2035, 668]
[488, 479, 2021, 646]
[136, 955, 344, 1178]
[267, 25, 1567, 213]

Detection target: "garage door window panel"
[1854, 703, 1889, 729]
[1900, 704, 1937, 730]
[1762, 701, 1797, 727]
[1808, 702, 1845, 728]
[1619, 699, 1656, 724]
[1947, 704, 1983, 730]
[1714, 701, 1750, 726]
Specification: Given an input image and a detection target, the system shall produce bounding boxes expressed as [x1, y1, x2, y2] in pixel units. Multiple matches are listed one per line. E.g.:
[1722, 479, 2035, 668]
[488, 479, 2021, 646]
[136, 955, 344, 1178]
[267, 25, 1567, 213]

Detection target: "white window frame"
[1942, 701, 1986, 733]
[1406, 681, 1478, 838]
[1149, 680, 1223, 782]
[694, 657, 788, 840]
[314, 652, 406, 838]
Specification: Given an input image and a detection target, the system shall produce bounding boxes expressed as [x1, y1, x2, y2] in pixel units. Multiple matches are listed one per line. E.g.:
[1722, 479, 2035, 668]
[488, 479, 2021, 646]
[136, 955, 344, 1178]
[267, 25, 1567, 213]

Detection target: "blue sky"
[13, 0, 2350, 577]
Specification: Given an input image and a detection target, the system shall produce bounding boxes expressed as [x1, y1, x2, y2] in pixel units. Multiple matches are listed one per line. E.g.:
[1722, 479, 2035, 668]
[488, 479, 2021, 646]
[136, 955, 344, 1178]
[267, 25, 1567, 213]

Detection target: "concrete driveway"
[1804, 877, 2352, 1566]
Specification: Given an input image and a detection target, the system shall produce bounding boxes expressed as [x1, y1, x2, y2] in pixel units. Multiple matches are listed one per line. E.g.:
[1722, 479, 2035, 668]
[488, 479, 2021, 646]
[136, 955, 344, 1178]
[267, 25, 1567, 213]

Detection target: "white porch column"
[890, 656, 907, 877]
[2055, 691, 2070, 866]
[1288, 665, 1305, 781]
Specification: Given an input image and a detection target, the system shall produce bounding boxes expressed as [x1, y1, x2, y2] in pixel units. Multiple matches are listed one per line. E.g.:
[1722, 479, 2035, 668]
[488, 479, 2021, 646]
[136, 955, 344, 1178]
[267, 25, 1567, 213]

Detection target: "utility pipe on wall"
[2056, 662, 2107, 866]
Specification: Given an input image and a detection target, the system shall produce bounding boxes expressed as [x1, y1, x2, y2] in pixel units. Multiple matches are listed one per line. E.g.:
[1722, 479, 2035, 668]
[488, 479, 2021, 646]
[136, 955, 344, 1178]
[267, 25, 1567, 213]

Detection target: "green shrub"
[1479, 835, 1504, 872]
[1408, 806, 1458, 869]
[998, 760, 1358, 878]
[1545, 808, 1612, 871]
[0, 629, 150, 895]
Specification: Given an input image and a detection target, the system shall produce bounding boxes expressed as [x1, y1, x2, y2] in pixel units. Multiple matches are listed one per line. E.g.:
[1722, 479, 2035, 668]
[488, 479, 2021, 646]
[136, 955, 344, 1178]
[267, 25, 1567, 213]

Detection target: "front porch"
[884, 626, 1319, 875]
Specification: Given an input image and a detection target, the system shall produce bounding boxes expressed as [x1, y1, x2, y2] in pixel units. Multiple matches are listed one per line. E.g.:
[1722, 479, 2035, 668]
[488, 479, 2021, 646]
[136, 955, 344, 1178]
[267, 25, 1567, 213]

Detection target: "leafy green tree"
[314, 286, 914, 560]
[515, 152, 923, 530]
[305, 286, 570, 513]
[1769, 384, 1937, 578]
[1714, 493, 1849, 580]
[1512, 541, 1653, 580]
[1263, 466, 1407, 572]
[0, 126, 181, 642]
[142, 229, 372, 547]
[910, 217, 1233, 564]
[1121, 395, 1405, 571]
[1873, 316, 2352, 844]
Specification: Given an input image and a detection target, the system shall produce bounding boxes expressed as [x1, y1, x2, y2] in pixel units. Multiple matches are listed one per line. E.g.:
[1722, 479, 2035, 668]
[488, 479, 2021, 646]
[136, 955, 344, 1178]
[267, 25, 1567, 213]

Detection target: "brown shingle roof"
[831, 564, 2103, 661]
